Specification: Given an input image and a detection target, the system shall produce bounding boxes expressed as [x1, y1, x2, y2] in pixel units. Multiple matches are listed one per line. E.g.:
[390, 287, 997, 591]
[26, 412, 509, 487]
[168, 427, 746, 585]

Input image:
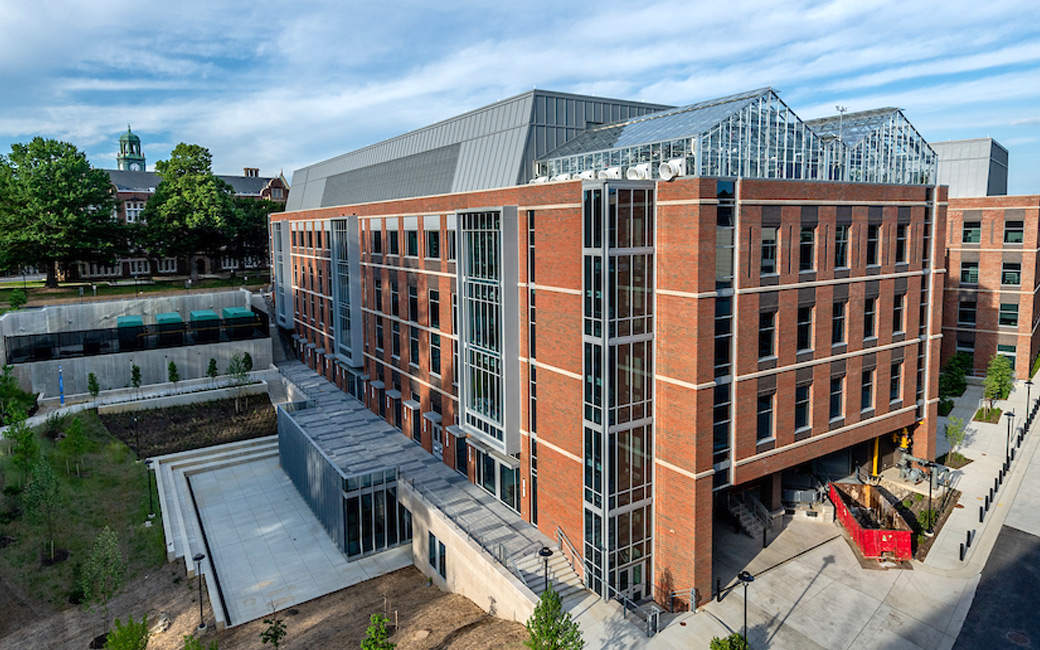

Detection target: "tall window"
[426, 230, 440, 258]
[893, 294, 905, 333]
[374, 279, 383, 311]
[376, 318, 384, 351]
[408, 286, 419, 322]
[759, 311, 776, 358]
[1002, 262, 1021, 286]
[799, 226, 815, 271]
[407, 229, 419, 256]
[429, 290, 441, 328]
[829, 376, 844, 420]
[861, 369, 874, 411]
[1000, 303, 1019, 327]
[864, 297, 877, 338]
[431, 333, 442, 375]
[794, 384, 811, 430]
[1005, 220, 1024, 243]
[761, 227, 778, 274]
[963, 221, 981, 243]
[391, 322, 401, 357]
[958, 300, 977, 325]
[960, 261, 979, 284]
[124, 201, 145, 223]
[372, 230, 383, 254]
[797, 306, 813, 351]
[390, 281, 400, 316]
[834, 225, 849, 268]
[867, 225, 880, 265]
[757, 393, 774, 441]
[388, 228, 399, 255]
[409, 327, 420, 366]
[890, 362, 902, 402]
[832, 301, 846, 345]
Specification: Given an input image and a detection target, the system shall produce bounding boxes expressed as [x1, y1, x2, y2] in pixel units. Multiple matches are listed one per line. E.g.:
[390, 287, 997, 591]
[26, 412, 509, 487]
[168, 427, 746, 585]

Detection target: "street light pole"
[144, 459, 155, 518]
[1027, 379, 1033, 411]
[194, 552, 207, 631]
[538, 546, 553, 593]
[1005, 411, 1015, 461]
[925, 462, 935, 536]
[738, 570, 755, 642]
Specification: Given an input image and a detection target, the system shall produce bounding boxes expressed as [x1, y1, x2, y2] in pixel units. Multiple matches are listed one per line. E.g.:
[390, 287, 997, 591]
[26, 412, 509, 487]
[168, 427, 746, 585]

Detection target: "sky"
[1, 0, 1039, 193]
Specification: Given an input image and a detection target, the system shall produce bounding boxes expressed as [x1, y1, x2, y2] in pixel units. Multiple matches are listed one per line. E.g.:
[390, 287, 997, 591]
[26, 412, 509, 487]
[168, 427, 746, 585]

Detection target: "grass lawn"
[937, 450, 973, 469]
[0, 271, 269, 310]
[0, 410, 164, 616]
[974, 407, 1003, 423]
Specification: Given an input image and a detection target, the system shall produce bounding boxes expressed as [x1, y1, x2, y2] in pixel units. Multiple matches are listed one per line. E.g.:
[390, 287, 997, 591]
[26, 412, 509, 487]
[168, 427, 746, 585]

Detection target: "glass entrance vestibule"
[343, 467, 413, 559]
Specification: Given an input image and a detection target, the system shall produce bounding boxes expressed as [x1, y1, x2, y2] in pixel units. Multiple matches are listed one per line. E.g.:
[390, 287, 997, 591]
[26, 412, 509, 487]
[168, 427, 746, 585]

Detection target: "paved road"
[952, 525, 1040, 649]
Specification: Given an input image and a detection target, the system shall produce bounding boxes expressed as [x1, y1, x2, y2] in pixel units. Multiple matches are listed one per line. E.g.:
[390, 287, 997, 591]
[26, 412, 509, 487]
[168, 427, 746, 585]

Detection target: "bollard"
[1012, 448, 1016, 461]
[969, 529, 975, 547]
[716, 578, 722, 603]
[980, 506, 985, 523]
[966, 530, 971, 547]
[986, 494, 991, 510]
[960, 543, 965, 561]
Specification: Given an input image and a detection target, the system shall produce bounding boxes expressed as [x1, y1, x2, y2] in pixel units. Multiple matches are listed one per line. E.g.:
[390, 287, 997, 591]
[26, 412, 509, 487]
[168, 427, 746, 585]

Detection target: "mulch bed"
[100, 393, 276, 458]
[974, 407, 1003, 423]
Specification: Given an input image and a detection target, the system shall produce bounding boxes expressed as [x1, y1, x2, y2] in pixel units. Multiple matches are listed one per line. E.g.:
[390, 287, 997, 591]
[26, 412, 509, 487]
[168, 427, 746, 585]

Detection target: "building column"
[653, 472, 713, 611]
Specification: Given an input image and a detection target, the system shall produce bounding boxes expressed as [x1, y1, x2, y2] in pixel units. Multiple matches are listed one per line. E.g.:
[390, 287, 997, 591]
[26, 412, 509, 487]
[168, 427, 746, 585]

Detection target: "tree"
[260, 616, 287, 649]
[7, 288, 26, 309]
[24, 457, 64, 560]
[524, 584, 583, 650]
[944, 415, 966, 457]
[207, 358, 219, 388]
[58, 415, 90, 476]
[4, 406, 39, 485]
[168, 361, 180, 385]
[105, 614, 149, 650]
[361, 613, 394, 650]
[227, 353, 250, 413]
[81, 526, 127, 635]
[131, 364, 142, 391]
[224, 197, 281, 277]
[0, 137, 120, 287]
[88, 372, 100, 407]
[983, 355, 1013, 413]
[141, 144, 234, 282]
[0, 364, 35, 425]
[243, 352, 253, 373]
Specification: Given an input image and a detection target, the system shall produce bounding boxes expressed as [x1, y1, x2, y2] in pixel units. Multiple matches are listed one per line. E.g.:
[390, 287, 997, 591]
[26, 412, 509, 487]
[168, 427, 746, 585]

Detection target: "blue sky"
[2, 0, 1039, 192]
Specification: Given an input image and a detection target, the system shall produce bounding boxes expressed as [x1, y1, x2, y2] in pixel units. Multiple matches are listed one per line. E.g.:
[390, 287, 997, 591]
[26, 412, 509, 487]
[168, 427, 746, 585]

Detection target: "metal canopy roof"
[806, 108, 903, 146]
[542, 88, 771, 159]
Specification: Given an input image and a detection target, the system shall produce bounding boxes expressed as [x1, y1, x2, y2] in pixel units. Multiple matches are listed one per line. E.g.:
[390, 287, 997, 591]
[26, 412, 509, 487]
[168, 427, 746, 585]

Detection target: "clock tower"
[117, 125, 146, 171]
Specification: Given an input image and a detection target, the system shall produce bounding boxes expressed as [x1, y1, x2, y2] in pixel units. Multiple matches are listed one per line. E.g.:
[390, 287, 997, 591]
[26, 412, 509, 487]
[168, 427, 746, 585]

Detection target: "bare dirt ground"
[1, 564, 527, 650]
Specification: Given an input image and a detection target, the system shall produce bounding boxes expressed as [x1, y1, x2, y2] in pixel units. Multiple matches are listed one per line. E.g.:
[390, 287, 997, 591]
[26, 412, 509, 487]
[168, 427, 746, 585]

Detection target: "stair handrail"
[745, 491, 774, 531]
[555, 526, 585, 584]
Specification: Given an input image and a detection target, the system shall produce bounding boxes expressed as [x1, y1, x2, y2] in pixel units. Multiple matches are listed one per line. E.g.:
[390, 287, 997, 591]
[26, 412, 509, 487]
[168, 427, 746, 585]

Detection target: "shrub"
[524, 584, 583, 650]
[81, 526, 126, 635]
[361, 613, 394, 650]
[938, 399, 954, 416]
[168, 361, 180, 384]
[106, 614, 149, 650]
[43, 411, 68, 439]
[919, 509, 938, 531]
[7, 288, 27, 310]
[131, 365, 142, 390]
[260, 616, 287, 648]
[944, 416, 966, 456]
[88, 372, 100, 403]
[710, 633, 748, 650]
[183, 634, 219, 650]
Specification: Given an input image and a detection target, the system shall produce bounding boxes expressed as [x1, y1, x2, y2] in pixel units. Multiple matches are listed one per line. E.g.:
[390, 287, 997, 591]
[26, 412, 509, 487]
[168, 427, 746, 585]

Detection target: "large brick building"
[270, 88, 946, 609]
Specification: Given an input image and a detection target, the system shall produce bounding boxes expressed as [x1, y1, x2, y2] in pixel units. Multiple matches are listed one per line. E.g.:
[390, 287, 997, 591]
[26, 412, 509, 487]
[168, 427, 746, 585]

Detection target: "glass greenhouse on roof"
[536, 88, 936, 186]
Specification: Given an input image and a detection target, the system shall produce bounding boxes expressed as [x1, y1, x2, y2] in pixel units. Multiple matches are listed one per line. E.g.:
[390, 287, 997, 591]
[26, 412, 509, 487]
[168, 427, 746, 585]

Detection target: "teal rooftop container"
[155, 312, 183, 327]
[116, 315, 144, 328]
[190, 309, 220, 342]
[116, 315, 144, 350]
[156, 312, 184, 346]
[223, 306, 257, 340]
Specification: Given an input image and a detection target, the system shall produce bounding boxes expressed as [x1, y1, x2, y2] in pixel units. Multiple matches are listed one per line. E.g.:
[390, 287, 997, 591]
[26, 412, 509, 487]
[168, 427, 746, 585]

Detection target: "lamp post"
[193, 552, 207, 631]
[1005, 410, 1015, 461]
[538, 546, 553, 593]
[144, 459, 155, 518]
[1027, 379, 1034, 411]
[738, 570, 755, 642]
[134, 415, 140, 458]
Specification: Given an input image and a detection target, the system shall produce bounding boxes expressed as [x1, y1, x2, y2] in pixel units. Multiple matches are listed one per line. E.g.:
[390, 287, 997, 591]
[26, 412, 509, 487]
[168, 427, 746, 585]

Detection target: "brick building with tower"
[269, 88, 946, 610]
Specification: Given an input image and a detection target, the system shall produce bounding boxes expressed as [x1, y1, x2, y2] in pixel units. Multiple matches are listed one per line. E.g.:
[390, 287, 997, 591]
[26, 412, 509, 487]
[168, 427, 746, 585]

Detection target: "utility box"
[221, 306, 257, 340]
[155, 312, 184, 346]
[190, 309, 220, 343]
[117, 315, 144, 351]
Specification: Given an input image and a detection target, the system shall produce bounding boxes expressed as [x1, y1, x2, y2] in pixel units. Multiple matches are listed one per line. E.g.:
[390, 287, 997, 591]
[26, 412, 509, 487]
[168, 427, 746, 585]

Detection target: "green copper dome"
[119, 125, 140, 144]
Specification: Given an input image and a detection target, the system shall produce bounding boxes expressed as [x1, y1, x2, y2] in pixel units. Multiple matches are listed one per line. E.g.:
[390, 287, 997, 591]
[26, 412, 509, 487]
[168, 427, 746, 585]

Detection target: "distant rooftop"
[104, 169, 281, 196]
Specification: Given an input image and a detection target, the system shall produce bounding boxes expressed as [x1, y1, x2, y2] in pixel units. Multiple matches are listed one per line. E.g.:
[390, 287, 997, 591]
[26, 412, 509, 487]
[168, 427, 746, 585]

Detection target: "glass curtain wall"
[332, 219, 352, 358]
[342, 468, 412, 559]
[272, 222, 286, 320]
[583, 184, 655, 602]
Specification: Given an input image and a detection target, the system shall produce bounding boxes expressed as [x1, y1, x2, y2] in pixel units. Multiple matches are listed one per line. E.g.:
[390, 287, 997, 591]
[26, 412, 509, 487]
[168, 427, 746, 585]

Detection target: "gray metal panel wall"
[934, 138, 1009, 198]
[321, 144, 461, 205]
[278, 408, 345, 552]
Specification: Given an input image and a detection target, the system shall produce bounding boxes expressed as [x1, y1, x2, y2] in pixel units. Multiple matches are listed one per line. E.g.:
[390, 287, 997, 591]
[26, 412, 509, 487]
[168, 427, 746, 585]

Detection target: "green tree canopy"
[141, 143, 234, 280]
[0, 137, 119, 287]
[224, 197, 281, 275]
[983, 354, 1013, 410]
[524, 584, 583, 650]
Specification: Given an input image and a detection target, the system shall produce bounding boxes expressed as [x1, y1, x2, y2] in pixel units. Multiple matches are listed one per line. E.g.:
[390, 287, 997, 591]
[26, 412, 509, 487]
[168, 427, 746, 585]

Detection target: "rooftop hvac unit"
[626, 163, 652, 181]
[577, 170, 596, 180]
[529, 176, 550, 184]
[598, 167, 623, 180]
[551, 173, 572, 182]
[658, 158, 686, 181]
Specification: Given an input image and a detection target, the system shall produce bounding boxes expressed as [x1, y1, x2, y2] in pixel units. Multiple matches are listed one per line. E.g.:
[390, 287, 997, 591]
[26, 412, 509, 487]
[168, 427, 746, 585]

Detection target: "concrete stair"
[514, 549, 588, 606]
[151, 435, 279, 630]
[730, 501, 765, 539]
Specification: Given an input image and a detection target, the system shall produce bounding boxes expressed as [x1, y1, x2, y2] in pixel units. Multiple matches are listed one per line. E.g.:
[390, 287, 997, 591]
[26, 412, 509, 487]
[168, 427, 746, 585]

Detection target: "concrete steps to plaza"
[514, 550, 588, 606]
[151, 435, 279, 631]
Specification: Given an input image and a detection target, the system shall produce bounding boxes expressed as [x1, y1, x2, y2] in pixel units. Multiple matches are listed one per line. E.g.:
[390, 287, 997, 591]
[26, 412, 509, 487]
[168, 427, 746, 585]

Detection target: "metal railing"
[555, 526, 585, 584]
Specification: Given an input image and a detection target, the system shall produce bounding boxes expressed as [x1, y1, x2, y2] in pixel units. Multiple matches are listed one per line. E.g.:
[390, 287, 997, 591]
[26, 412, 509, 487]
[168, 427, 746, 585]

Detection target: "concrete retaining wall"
[398, 479, 537, 625]
[11, 337, 272, 397]
[98, 381, 268, 414]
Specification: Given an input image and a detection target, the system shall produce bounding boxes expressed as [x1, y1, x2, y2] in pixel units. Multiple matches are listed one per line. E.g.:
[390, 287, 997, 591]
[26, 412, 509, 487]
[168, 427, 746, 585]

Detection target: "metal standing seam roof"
[277, 361, 552, 559]
[540, 88, 773, 160]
